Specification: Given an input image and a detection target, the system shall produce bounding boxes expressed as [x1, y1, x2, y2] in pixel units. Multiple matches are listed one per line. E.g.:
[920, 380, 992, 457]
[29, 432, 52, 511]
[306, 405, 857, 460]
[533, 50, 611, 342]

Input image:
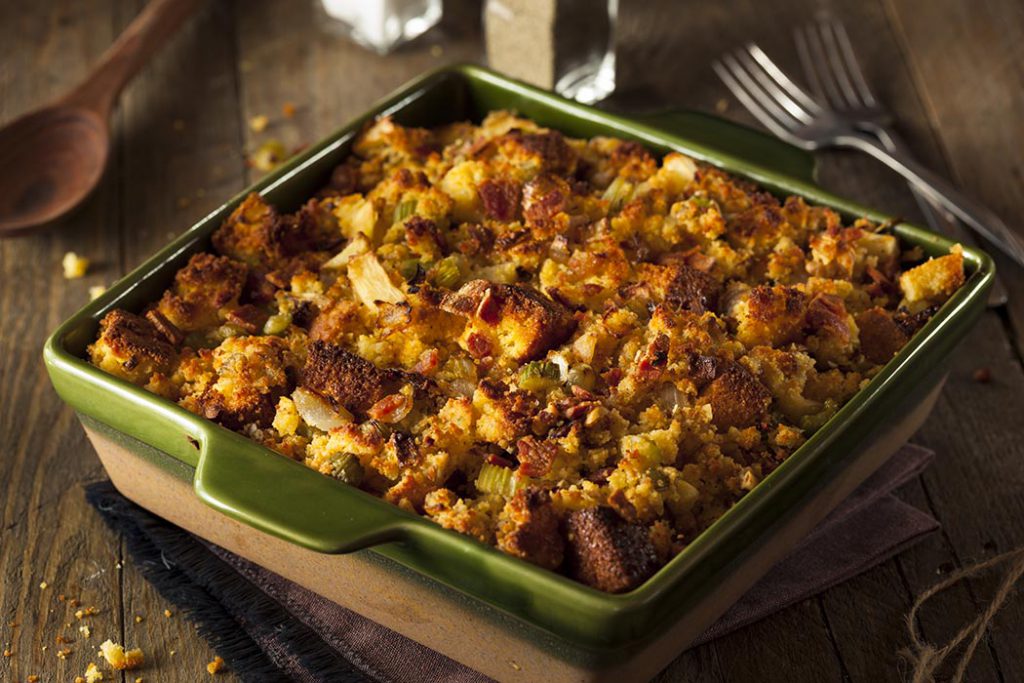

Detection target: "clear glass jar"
[484, 0, 618, 104]
[317, 0, 443, 55]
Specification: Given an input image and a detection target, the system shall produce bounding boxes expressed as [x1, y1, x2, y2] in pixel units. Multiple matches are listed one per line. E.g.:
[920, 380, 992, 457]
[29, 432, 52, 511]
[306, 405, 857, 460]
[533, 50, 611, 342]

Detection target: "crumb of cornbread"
[84, 661, 103, 682]
[207, 656, 226, 674]
[249, 114, 269, 132]
[99, 639, 144, 670]
[79, 624, 92, 638]
[163, 609, 173, 618]
[62, 252, 90, 279]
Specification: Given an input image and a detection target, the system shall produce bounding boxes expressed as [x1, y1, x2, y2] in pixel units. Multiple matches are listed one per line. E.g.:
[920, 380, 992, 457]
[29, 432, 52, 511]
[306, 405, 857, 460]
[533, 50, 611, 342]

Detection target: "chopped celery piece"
[262, 312, 292, 336]
[329, 453, 364, 486]
[476, 461, 524, 498]
[518, 360, 561, 391]
[430, 255, 463, 289]
[393, 199, 417, 223]
[602, 176, 634, 212]
[398, 258, 423, 282]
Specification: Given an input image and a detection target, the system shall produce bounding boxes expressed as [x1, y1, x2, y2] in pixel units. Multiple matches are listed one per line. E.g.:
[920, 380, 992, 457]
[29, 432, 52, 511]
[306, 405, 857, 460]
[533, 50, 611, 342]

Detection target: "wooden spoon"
[0, 0, 202, 237]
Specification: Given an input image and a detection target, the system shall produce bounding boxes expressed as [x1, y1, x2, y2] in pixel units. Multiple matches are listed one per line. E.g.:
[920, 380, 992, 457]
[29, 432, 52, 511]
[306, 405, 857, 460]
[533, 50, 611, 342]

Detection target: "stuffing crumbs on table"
[89, 111, 965, 592]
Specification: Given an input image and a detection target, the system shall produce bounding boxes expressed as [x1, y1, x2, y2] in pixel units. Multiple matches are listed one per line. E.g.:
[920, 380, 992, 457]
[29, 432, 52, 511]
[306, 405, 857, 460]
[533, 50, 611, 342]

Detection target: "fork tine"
[828, 20, 877, 107]
[736, 47, 814, 123]
[818, 21, 861, 108]
[800, 22, 847, 109]
[712, 57, 802, 141]
[745, 44, 822, 114]
[794, 25, 827, 101]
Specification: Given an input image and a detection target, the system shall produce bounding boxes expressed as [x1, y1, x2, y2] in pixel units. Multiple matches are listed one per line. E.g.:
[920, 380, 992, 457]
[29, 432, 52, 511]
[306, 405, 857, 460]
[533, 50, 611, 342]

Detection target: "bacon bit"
[474, 288, 502, 325]
[608, 488, 639, 522]
[865, 265, 897, 297]
[457, 223, 495, 256]
[367, 391, 412, 423]
[466, 332, 493, 359]
[412, 348, 440, 375]
[570, 385, 596, 400]
[225, 304, 265, 333]
[485, 453, 516, 469]
[145, 309, 185, 345]
[585, 467, 615, 485]
[478, 178, 521, 221]
[602, 367, 623, 387]
[516, 436, 558, 477]
[636, 334, 670, 381]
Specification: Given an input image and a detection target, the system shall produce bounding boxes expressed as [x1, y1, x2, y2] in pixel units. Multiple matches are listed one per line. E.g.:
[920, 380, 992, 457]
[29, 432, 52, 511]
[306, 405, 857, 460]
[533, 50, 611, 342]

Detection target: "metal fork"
[793, 19, 1006, 304]
[713, 33, 1024, 269]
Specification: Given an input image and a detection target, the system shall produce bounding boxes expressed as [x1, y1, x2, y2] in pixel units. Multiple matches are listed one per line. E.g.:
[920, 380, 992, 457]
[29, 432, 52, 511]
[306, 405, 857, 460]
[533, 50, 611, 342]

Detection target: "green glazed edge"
[43, 64, 994, 653]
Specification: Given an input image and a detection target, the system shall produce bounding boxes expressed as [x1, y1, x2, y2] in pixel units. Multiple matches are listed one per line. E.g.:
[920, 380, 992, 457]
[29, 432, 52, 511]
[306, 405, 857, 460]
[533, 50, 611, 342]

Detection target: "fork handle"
[840, 131, 1024, 267]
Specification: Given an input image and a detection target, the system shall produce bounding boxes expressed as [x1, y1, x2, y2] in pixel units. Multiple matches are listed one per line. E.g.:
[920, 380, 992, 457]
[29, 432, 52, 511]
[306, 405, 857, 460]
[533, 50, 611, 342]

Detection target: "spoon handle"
[61, 0, 204, 116]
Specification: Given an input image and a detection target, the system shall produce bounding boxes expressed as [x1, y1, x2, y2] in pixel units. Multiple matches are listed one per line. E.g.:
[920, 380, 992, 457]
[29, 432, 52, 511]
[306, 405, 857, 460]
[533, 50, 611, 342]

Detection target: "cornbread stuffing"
[89, 111, 966, 592]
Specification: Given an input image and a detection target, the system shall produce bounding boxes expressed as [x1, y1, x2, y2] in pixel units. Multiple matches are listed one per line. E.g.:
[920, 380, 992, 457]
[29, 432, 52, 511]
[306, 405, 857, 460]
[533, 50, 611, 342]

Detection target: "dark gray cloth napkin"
[87, 444, 937, 683]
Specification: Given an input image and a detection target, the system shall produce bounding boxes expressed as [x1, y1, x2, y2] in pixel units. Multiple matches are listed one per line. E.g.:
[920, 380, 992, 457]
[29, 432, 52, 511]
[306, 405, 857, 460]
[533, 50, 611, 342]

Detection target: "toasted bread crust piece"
[89, 310, 177, 385]
[702, 361, 773, 430]
[856, 307, 909, 365]
[441, 280, 577, 362]
[302, 340, 432, 419]
[565, 507, 660, 593]
[497, 488, 565, 570]
[155, 253, 248, 332]
[664, 264, 721, 314]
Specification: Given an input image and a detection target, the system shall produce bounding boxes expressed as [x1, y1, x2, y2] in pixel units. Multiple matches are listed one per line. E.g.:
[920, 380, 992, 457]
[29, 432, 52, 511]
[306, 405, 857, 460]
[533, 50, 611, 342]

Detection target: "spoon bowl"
[0, 0, 201, 238]
[0, 106, 109, 236]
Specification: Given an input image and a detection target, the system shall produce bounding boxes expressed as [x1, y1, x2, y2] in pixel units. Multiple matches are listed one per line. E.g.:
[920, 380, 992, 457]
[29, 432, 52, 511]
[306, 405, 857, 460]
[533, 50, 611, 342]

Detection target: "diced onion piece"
[348, 252, 406, 311]
[333, 194, 378, 241]
[322, 233, 371, 270]
[292, 387, 353, 431]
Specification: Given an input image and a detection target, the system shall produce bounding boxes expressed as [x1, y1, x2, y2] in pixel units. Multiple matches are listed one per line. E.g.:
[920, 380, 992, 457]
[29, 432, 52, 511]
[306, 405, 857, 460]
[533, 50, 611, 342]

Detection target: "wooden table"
[2, 0, 1023, 680]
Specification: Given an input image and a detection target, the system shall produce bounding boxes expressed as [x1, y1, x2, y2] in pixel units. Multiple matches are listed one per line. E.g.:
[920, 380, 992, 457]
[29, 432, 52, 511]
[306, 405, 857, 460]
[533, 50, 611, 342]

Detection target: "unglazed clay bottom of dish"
[81, 377, 943, 683]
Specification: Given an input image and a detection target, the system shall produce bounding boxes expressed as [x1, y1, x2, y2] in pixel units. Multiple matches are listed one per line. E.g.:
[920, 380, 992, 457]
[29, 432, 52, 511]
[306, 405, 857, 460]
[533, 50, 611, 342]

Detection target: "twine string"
[905, 546, 1024, 683]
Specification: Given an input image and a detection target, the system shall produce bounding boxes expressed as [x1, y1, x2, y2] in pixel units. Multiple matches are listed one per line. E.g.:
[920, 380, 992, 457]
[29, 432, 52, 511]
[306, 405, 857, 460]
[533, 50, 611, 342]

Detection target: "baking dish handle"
[193, 429, 411, 553]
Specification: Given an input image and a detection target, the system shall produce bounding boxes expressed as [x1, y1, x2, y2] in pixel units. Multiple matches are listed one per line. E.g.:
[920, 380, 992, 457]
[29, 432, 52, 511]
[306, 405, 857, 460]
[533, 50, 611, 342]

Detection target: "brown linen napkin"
[87, 444, 937, 683]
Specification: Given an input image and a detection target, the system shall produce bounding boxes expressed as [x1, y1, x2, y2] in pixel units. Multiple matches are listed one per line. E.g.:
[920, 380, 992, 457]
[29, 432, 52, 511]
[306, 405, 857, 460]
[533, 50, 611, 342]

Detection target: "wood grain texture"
[2, 0, 1023, 681]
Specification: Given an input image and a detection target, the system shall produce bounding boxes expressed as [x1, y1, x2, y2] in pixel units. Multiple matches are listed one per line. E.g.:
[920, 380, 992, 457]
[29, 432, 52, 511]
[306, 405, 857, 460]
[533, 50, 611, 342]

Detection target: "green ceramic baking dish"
[44, 65, 993, 681]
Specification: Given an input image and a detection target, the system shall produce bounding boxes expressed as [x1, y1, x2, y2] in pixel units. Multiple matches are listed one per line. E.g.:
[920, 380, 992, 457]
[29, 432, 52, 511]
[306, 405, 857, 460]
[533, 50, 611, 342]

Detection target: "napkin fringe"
[86, 482, 365, 683]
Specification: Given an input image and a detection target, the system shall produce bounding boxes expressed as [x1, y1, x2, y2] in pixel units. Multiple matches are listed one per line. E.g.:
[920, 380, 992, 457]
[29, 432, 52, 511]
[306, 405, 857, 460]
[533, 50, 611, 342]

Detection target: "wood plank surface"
[1, 0, 1022, 681]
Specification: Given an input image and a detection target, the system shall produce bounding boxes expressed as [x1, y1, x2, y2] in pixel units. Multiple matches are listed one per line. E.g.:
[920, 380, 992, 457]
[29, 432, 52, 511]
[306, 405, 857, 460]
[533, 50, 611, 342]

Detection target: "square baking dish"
[45, 65, 994, 682]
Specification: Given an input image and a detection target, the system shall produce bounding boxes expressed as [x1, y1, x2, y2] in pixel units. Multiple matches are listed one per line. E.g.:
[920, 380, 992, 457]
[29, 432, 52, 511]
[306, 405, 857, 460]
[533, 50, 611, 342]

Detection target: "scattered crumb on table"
[207, 655, 226, 675]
